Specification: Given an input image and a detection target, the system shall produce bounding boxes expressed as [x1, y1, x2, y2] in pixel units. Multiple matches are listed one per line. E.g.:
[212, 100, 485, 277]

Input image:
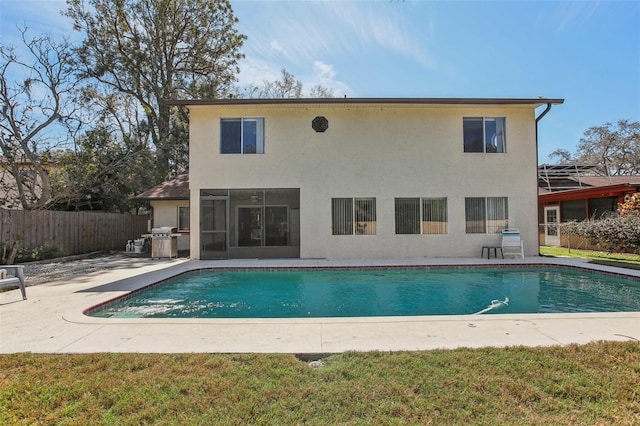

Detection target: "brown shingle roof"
[134, 174, 189, 200]
[578, 176, 640, 187]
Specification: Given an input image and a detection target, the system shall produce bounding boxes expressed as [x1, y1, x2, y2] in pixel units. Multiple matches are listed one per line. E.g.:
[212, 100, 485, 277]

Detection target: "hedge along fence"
[561, 215, 640, 254]
[0, 209, 150, 258]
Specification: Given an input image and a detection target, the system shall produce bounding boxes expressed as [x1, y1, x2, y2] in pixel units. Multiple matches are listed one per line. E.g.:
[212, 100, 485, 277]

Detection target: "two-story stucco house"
[169, 98, 563, 260]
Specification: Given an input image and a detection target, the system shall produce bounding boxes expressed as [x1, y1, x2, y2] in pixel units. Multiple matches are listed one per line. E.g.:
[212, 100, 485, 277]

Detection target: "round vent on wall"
[312, 116, 329, 133]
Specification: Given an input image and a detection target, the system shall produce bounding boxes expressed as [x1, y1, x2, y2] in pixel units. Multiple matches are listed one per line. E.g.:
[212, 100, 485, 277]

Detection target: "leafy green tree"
[51, 126, 155, 212]
[65, 0, 246, 179]
[46, 82, 159, 212]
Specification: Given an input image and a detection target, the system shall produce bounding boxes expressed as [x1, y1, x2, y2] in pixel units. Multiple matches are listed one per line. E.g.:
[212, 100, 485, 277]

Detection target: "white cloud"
[237, 57, 353, 98]
[550, 2, 607, 31]
[234, 2, 436, 97]
[269, 40, 287, 56]
[237, 56, 282, 88]
[237, 2, 437, 71]
[325, 2, 437, 70]
[313, 61, 336, 80]
[303, 60, 351, 97]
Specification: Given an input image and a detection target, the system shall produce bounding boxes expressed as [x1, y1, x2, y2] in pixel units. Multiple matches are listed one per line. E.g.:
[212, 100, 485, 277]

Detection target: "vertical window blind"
[465, 197, 508, 233]
[486, 196, 508, 233]
[395, 198, 448, 234]
[331, 198, 353, 235]
[332, 198, 376, 235]
[422, 198, 448, 234]
[355, 198, 376, 235]
[465, 197, 485, 233]
[395, 198, 420, 234]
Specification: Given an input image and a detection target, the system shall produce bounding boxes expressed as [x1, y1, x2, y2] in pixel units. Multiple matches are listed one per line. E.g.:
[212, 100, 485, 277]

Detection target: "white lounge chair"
[0, 265, 27, 300]
[501, 228, 524, 259]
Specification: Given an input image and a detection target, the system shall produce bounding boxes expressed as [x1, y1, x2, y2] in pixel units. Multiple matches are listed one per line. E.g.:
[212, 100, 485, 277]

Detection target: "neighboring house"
[0, 155, 59, 209]
[168, 97, 563, 259]
[134, 174, 190, 252]
[538, 164, 640, 247]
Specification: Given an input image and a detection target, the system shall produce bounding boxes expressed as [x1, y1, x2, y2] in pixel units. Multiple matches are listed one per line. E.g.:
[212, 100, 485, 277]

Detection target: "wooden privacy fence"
[0, 209, 150, 256]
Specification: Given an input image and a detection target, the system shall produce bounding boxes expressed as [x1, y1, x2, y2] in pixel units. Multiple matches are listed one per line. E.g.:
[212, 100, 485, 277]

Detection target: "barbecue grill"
[145, 226, 180, 259]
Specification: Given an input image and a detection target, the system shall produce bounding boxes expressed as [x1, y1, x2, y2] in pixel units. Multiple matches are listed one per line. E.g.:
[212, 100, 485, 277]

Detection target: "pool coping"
[2, 256, 640, 354]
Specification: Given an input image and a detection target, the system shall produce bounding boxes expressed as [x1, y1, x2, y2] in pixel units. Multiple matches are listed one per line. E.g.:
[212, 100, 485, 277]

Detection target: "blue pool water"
[89, 267, 640, 318]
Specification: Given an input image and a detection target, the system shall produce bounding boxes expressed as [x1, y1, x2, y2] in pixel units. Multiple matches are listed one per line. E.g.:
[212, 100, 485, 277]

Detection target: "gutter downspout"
[535, 103, 553, 255]
[535, 103, 553, 142]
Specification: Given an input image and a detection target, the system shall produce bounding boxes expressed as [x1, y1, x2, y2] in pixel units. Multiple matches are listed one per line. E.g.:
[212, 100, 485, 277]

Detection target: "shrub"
[562, 215, 640, 254]
[14, 243, 63, 263]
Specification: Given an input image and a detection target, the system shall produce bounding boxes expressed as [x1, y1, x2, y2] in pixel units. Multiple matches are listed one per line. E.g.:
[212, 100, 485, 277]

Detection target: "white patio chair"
[0, 265, 27, 300]
[501, 228, 524, 259]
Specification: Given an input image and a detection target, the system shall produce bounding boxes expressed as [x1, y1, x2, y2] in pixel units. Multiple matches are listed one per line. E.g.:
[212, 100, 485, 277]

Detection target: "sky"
[1, 0, 639, 163]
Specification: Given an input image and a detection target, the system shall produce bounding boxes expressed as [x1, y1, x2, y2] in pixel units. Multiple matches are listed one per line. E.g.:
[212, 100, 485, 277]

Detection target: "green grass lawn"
[2, 341, 640, 424]
[540, 246, 640, 269]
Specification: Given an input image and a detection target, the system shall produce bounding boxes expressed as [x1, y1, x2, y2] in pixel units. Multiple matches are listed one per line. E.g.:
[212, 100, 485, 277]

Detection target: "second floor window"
[463, 117, 506, 153]
[220, 117, 264, 154]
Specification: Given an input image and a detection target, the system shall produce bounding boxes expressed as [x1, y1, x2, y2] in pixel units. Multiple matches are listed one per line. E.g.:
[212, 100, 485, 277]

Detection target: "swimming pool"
[88, 266, 640, 319]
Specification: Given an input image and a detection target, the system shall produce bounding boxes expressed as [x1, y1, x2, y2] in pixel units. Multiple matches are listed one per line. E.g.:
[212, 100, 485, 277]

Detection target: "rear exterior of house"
[179, 98, 562, 260]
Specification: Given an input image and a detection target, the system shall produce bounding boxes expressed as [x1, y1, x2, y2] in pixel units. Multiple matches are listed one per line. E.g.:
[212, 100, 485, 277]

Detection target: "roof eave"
[539, 183, 640, 202]
[166, 97, 565, 108]
[133, 196, 189, 201]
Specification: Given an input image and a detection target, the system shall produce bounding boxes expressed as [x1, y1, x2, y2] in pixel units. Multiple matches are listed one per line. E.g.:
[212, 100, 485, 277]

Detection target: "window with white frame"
[178, 206, 190, 232]
[332, 198, 376, 235]
[395, 198, 448, 235]
[220, 117, 265, 154]
[465, 197, 508, 233]
[463, 117, 506, 153]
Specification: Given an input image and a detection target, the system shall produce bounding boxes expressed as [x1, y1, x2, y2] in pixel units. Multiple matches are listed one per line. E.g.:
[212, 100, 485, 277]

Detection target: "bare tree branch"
[0, 28, 80, 209]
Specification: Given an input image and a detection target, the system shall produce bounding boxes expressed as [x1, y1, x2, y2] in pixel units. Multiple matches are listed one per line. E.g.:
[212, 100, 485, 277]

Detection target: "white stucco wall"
[188, 102, 541, 259]
[150, 200, 190, 251]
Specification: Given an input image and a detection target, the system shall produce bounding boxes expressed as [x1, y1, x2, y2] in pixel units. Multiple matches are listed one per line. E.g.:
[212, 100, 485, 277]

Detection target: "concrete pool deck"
[1, 256, 639, 354]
